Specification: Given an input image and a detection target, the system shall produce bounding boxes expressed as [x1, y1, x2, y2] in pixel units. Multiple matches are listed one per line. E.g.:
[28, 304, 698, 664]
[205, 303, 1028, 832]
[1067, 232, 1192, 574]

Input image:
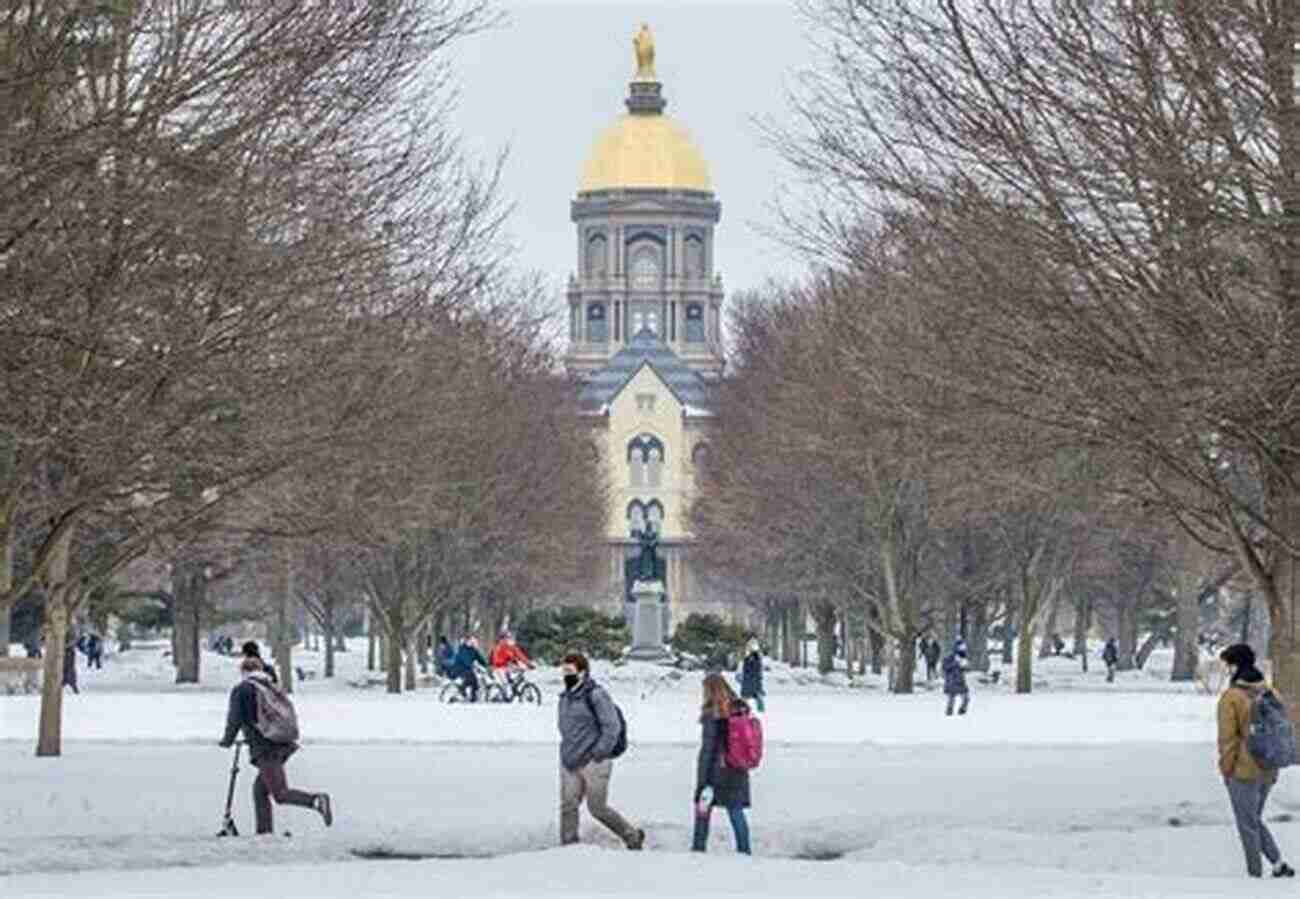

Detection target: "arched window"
[645, 500, 664, 530]
[587, 302, 608, 343]
[626, 500, 646, 536]
[646, 445, 664, 487]
[586, 234, 608, 277]
[630, 245, 661, 290]
[627, 434, 664, 488]
[684, 235, 704, 278]
[685, 303, 705, 342]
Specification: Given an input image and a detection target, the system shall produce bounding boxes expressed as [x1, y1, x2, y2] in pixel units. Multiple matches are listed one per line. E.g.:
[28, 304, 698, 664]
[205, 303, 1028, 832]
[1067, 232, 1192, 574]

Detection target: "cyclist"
[448, 636, 489, 702]
[490, 630, 534, 697]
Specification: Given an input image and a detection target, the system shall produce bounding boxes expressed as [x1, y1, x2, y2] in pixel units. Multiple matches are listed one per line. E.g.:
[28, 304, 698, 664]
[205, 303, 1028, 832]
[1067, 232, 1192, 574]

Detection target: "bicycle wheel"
[440, 681, 463, 703]
[483, 683, 508, 703]
[520, 683, 542, 705]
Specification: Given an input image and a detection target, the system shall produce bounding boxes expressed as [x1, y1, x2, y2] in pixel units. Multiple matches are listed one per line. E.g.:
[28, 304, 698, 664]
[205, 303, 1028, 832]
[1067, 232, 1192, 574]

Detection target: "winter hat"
[953, 639, 968, 658]
[1220, 643, 1265, 684]
[241, 641, 262, 659]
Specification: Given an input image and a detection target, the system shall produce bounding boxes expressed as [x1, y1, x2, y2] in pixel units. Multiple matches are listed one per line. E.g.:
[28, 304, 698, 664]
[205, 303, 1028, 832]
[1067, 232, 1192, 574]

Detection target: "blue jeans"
[692, 803, 751, 854]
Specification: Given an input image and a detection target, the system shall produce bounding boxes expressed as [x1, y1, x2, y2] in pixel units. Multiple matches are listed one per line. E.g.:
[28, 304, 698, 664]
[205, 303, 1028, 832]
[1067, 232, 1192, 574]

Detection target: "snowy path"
[3, 739, 1290, 895]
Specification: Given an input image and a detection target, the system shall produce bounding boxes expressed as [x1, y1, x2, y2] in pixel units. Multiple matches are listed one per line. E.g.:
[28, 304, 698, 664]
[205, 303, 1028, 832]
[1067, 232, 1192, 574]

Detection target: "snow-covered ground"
[1, 640, 1284, 897]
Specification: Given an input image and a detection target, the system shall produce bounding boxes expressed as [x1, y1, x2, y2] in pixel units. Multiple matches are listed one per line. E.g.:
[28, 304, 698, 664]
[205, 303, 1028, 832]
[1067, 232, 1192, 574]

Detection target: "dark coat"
[62, 642, 77, 687]
[740, 653, 764, 698]
[448, 644, 488, 678]
[220, 675, 297, 767]
[924, 640, 942, 665]
[941, 653, 968, 695]
[695, 710, 752, 809]
[1102, 642, 1119, 665]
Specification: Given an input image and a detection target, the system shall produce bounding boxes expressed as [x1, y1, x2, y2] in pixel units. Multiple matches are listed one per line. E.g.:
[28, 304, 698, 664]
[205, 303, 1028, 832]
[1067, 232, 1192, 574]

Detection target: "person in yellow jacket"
[1217, 643, 1295, 878]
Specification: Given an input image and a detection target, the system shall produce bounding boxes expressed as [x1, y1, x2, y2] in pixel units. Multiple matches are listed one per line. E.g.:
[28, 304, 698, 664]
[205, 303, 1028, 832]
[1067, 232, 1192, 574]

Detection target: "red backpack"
[725, 709, 763, 771]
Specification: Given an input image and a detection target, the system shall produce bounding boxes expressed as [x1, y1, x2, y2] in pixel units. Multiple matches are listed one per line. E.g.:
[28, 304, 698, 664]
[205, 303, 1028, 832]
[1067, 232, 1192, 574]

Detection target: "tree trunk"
[367, 624, 376, 671]
[892, 633, 917, 693]
[1015, 607, 1036, 694]
[273, 562, 294, 695]
[1037, 590, 1062, 659]
[36, 531, 73, 757]
[417, 622, 429, 675]
[813, 602, 836, 675]
[1072, 596, 1090, 672]
[323, 599, 337, 679]
[0, 496, 14, 657]
[1001, 606, 1015, 666]
[386, 623, 403, 694]
[1117, 599, 1138, 671]
[868, 624, 884, 675]
[968, 603, 990, 672]
[1135, 630, 1161, 670]
[172, 565, 203, 684]
[404, 635, 417, 691]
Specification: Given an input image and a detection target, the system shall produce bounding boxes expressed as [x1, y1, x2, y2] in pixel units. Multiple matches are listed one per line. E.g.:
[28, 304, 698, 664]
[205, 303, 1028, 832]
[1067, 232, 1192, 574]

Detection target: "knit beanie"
[1220, 643, 1264, 683]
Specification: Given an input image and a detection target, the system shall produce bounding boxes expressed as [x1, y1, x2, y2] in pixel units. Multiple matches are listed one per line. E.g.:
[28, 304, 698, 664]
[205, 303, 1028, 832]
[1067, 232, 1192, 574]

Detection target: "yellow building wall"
[602, 363, 707, 541]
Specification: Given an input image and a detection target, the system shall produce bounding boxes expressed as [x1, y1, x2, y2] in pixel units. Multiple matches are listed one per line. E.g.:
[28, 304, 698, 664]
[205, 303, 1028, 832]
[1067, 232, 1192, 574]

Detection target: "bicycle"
[439, 665, 505, 704]
[493, 667, 542, 705]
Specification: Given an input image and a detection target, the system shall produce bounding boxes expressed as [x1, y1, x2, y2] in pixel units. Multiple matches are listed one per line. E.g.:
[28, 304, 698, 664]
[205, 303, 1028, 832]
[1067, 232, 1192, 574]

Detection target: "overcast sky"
[449, 0, 817, 296]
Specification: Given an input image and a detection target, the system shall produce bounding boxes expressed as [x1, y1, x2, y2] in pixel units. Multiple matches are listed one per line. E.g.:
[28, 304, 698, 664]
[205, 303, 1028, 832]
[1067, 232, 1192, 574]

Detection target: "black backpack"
[585, 687, 628, 759]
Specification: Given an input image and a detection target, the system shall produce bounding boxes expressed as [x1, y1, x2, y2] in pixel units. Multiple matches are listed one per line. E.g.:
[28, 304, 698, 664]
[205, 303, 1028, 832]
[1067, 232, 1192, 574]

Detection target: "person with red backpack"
[1217, 643, 1295, 878]
[692, 673, 761, 855]
[220, 655, 332, 835]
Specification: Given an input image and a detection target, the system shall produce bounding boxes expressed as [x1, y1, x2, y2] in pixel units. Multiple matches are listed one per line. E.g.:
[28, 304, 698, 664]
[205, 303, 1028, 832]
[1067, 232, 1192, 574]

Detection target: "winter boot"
[1273, 862, 1295, 878]
[626, 828, 646, 851]
[313, 793, 333, 827]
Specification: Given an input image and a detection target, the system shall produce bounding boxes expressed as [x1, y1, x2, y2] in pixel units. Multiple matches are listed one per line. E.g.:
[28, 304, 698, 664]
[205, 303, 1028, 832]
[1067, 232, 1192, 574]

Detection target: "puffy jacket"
[1102, 642, 1119, 665]
[1218, 681, 1280, 784]
[490, 642, 531, 669]
[448, 644, 488, 678]
[942, 654, 968, 695]
[220, 672, 297, 767]
[557, 677, 621, 771]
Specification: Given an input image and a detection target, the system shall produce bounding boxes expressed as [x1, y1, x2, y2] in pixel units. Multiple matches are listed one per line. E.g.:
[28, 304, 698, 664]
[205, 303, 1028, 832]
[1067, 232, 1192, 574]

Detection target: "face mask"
[564, 673, 581, 690]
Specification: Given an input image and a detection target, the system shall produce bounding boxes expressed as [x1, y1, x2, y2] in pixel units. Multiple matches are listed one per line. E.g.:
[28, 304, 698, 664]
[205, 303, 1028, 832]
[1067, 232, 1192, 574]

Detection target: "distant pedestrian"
[942, 641, 969, 716]
[557, 652, 643, 850]
[220, 656, 332, 834]
[1217, 643, 1294, 879]
[241, 640, 279, 685]
[435, 635, 454, 677]
[86, 633, 103, 669]
[692, 673, 754, 855]
[62, 635, 79, 694]
[923, 637, 942, 683]
[1102, 638, 1119, 683]
[739, 640, 765, 713]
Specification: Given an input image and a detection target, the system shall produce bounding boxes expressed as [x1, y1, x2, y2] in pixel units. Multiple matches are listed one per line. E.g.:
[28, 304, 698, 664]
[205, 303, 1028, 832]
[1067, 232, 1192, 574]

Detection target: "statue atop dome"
[633, 23, 656, 81]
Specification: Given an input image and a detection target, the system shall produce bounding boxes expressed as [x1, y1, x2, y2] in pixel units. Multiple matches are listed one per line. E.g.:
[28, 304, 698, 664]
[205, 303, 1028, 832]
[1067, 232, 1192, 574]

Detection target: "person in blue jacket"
[942, 641, 970, 716]
[448, 636, 489, 701]
[435, 635, 455, 677]
[739, 640, 765, 713]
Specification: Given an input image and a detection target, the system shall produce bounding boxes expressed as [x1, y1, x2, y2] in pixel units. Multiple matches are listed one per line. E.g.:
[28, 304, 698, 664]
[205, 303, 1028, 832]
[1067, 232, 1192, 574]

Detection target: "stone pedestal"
[627, 580, 670, 660]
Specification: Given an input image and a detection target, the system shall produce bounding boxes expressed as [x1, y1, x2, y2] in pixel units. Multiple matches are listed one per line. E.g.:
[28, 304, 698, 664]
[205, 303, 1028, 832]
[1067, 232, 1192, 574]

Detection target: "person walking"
[1217, 643, 1295, 879]
[435, 635, 454, 677]
[86, 633, 103, 670]
[923, 637, 942, 683]
[557, 652, 644, 850]
[219, 655, 332, 835]
[739, 640, 765, 713]
[692, 673, 753, 855]
[62, 633, 79, 694]
[942, 641, 969, 716]
[1102, 638, 1119, 683]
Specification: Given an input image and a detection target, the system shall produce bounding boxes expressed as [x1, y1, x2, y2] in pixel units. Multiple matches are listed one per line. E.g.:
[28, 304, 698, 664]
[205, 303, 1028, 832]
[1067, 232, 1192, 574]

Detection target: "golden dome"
[579, 113, 712, 193]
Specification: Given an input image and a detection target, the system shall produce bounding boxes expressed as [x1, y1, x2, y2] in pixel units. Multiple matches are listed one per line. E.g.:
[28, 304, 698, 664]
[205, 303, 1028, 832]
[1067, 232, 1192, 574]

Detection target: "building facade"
[565, 26, 727, 626]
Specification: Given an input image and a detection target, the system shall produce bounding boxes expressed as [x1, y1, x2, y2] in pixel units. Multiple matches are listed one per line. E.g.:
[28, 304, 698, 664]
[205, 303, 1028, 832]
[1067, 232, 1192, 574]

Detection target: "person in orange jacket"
[490, 630, 532, 671]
